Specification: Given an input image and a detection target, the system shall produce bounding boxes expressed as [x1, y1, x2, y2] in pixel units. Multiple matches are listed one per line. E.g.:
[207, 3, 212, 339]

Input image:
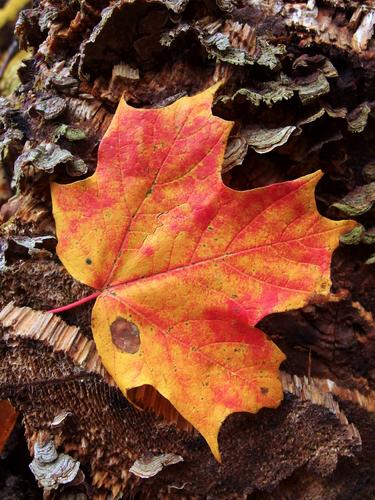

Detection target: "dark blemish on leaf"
[110, 317, 140, 354]
[86, 258, 92, 265]
[146, 188, 153, 195]
[261, 387, 269, 395]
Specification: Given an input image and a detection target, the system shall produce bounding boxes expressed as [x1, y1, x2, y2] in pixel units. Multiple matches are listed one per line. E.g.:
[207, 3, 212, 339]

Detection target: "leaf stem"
[48, 291, 101, 314]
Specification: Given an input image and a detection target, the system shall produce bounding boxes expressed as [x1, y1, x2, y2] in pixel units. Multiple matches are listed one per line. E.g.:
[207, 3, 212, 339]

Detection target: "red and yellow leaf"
[51, 85, 356, 460]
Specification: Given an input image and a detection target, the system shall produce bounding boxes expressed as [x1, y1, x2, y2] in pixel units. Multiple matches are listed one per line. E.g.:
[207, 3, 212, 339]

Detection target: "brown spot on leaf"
[110, 317, 140, 354]
[261, 387, 269, 395]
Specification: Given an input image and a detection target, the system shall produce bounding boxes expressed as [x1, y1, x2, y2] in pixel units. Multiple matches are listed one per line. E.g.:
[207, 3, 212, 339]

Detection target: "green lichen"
[54, 124, 86, 142]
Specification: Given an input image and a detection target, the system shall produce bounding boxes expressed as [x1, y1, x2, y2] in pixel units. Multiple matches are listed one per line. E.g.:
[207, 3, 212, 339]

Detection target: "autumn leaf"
[0, 0, 31, 97]
[0, 49, 30, 96]
[51, 85, 356, 460]
[0, 0, 29, 30]
[0, 400, 18, 453]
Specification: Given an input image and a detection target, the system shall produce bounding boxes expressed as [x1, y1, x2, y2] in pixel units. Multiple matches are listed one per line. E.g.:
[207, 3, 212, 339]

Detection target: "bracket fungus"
[29, 434, 81, 491]
[129, 452, 184, 479]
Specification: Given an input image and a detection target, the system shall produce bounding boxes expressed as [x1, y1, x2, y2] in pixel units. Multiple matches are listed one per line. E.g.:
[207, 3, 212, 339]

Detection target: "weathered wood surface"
[0, 303, 368, 498]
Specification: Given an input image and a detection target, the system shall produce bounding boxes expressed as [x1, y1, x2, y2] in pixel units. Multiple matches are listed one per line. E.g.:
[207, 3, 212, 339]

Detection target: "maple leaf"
[51, 85, 356, 460]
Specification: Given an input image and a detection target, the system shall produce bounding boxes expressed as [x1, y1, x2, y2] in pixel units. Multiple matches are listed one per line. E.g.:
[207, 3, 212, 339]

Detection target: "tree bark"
[0, 0, 375, 498]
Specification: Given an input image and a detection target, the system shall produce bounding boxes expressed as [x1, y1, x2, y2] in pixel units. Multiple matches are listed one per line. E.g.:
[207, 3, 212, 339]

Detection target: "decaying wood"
[0, 0, 375, 497]
[0, 303, 368, 498]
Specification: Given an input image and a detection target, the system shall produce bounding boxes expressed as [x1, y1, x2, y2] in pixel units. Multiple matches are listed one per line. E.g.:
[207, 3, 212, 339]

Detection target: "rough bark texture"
[0, 0, 375, 498]
[0, 303, 366, 498]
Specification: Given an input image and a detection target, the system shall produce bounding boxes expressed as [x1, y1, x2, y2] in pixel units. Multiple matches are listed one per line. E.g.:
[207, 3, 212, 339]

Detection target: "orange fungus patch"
[51, 84, 356, 460]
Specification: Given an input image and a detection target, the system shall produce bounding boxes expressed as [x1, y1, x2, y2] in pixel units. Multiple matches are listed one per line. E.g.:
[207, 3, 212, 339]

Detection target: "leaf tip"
[204, 426, 222, 463]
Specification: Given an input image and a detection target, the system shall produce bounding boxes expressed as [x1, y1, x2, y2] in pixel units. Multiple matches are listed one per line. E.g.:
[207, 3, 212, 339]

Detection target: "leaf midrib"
[100, 226, 337, 295]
